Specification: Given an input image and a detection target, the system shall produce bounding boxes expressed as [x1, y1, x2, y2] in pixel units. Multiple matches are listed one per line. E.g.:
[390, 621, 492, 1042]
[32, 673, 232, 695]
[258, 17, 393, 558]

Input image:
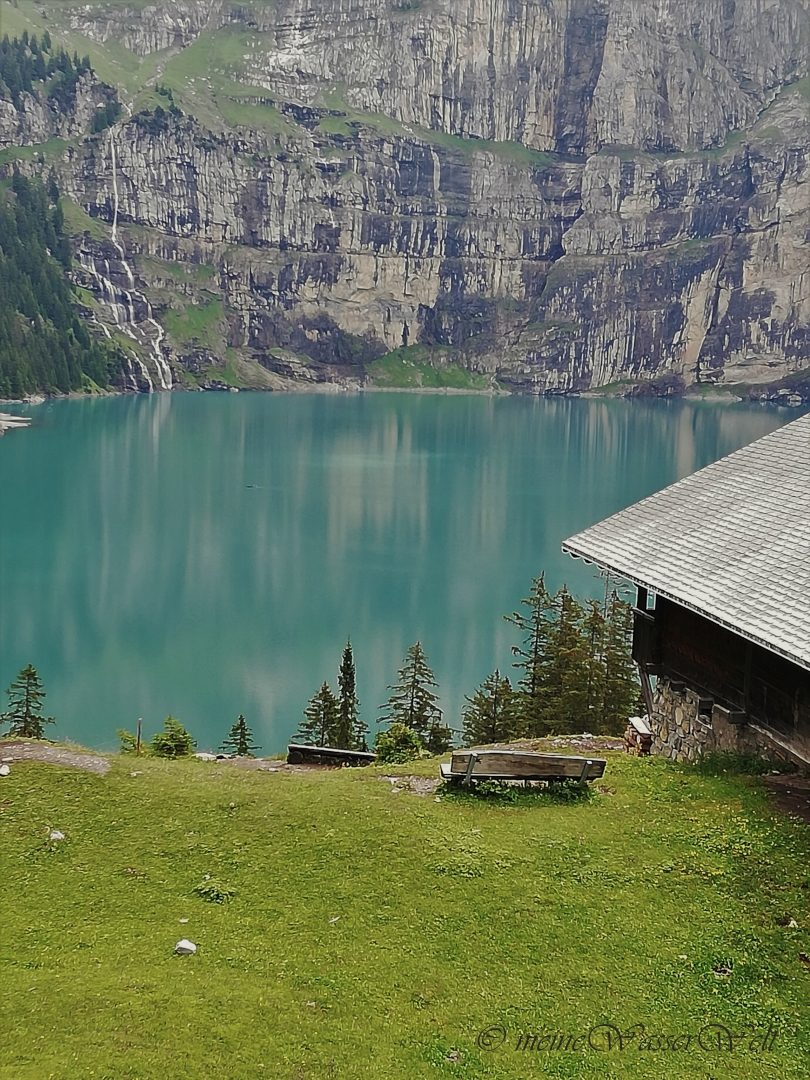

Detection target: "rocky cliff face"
[3, 1, 808, 394]
[56, 0, 809, 152]
[0, 73, 117, 148]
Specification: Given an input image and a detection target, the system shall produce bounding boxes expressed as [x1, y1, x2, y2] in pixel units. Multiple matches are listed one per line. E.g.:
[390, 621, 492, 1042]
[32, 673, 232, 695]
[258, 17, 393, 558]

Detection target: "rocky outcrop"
[0, 73, 118, 148]
[62, 2, 222, 57]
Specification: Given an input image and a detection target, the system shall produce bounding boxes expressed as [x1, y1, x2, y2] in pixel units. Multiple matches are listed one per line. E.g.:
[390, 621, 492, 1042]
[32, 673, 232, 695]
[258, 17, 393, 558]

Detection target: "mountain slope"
[1, 1, 808, 396]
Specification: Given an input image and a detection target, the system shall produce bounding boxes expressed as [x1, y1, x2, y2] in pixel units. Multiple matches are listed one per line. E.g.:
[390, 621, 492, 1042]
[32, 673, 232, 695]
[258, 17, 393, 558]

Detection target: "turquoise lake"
[0, 392, 797, 753]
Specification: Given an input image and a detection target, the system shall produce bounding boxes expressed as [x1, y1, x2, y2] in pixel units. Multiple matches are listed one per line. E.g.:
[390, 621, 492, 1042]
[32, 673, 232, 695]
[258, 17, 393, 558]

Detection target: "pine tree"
[151, 716, 195, 758]
[599, 591, 641, 733]
[581, 598, 608, 729]
[220, 713, 260, 756]
[336, 640, 366, 750]
[1, 664, 54, 738]
[378, 641, 443, 744]
[297, 682, 339, 746]
[505, 573, 555, 735]
[462, 669, 517, 747]
[425, 715, 454, 755]
[539, 587, 592, 735]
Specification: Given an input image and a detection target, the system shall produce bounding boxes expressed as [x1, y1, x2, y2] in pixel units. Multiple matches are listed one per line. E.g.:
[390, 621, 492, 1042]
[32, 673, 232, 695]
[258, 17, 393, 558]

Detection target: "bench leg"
[463, 753, 478, 788]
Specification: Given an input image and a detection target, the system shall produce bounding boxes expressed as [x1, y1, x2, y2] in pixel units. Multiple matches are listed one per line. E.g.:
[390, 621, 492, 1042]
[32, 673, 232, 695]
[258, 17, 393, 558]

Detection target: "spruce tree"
[297, 683, 339, 746]
[151, 716, 195, 758]
[505, 573, 555, 735]
[220, 713, 260, 756]
[336, 640, 367, 750]
[540, 587, 591, 735]
[581, 598, 608, 729]
[425, 715, 454, 755]
[462, 670, 517, 747]
[379, 642, 443, 745]
[1, 664, 54, 738]
[600, 591, 641, 733]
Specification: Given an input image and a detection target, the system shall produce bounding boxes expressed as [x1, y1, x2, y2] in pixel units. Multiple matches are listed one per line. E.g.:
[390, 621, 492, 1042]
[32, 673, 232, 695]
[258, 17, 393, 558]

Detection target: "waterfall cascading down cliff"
[75, 128, 173, 392]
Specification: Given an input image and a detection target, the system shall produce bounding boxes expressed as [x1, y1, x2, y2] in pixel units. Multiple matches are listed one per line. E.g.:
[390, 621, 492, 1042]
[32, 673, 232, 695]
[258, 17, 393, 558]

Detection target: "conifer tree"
[297, 682, 339, 746]
[581, 598, 608, 728]
[151, 715, 195, 758]
[505, 573, 555, 735]
[425, 715, 454, 755]
[336, 640, 367, 750]
[540, 586, 591, 735]
[1, 664, 54, 738]
[599, 591, 641, 733]
[462, 669, 517, 747]
[379, 642, 443, 744]
[220, 713, 260, 756]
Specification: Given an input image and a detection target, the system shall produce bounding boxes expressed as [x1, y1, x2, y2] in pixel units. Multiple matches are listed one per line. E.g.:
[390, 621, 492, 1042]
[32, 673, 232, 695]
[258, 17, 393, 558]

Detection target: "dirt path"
[762, 773, 810, 823]
[0, 741, 111, 775]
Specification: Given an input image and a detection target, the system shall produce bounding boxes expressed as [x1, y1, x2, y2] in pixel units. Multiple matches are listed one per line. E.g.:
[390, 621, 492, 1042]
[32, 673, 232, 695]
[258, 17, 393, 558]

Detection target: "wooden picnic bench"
[286, 743, 377, 767]
[439, 749, 606, 787]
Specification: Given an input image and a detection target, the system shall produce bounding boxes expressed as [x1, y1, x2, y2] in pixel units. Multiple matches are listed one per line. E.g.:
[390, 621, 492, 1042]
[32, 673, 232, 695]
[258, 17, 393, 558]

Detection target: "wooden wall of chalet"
[636, 597, 810, 759]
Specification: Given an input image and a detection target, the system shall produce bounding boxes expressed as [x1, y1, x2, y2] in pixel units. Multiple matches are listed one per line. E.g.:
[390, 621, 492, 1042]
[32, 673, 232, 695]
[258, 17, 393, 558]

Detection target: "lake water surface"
[0, 392, 796, 752]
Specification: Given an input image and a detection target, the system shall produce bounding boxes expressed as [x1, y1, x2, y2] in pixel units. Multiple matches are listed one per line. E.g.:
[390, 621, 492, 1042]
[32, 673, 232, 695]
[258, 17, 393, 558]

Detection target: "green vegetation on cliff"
[0, 174, 121, 397]
[370, 346, 491, 389]
[0, 31, 87, 103]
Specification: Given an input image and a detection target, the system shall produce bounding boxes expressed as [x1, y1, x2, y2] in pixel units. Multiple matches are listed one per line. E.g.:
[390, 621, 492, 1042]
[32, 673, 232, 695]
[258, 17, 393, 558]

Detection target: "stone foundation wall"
[650, 675, 807, 770]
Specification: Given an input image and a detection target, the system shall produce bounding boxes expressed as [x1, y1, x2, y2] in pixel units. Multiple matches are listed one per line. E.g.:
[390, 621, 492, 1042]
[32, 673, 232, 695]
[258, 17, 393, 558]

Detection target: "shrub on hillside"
[151, 716, 196, 758]
[117, 729, 143, 755]
[375, 722, 426, 764]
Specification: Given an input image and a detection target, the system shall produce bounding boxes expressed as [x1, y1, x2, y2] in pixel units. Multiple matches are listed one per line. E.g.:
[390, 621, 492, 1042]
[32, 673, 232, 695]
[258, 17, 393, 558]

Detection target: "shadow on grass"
[439, 778, 595, 807]
[691, 751, 789, 777]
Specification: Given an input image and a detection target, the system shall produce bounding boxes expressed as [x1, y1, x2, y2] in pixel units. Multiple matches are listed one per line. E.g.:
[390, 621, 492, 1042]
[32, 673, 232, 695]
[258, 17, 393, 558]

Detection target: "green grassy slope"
[0, 747, 807, 1079]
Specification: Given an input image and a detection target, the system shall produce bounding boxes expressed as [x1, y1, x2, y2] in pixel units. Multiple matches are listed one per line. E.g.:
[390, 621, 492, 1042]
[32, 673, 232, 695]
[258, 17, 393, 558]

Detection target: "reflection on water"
[0, 392, 796, 751]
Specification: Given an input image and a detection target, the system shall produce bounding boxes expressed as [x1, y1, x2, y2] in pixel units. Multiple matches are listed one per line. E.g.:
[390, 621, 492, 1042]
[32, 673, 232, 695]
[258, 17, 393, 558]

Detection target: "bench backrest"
[448, 750, 606, 780]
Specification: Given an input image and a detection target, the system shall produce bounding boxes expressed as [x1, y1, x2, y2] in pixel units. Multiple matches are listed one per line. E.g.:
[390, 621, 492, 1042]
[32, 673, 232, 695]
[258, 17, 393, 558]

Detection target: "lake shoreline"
[0, 411, 32, 436]
[2, 384, 804, 443]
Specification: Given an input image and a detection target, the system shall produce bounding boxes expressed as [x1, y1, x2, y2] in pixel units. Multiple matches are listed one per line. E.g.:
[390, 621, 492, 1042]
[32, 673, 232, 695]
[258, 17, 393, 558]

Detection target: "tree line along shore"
[1, 572, 640, 762]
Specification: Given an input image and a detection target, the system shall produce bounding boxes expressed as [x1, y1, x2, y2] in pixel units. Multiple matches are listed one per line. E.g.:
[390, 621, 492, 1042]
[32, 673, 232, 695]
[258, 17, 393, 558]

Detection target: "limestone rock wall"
[54, 83, 808, 390]
[0, 74, 118, 148]
[62, 2, 223, 57]
[4, 1, 809, 390]
[58, 1, 809, 152]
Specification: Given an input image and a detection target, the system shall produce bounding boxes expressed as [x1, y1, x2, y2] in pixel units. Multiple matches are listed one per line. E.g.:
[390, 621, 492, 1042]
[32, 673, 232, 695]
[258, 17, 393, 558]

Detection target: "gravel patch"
[0, 741, 111, 774]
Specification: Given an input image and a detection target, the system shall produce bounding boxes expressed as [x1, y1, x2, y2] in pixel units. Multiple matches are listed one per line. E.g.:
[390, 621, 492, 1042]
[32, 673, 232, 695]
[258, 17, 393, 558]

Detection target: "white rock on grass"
[48, 830, 65, 841]
[0, 764, 10, 777]
[175, 939, 197, 956]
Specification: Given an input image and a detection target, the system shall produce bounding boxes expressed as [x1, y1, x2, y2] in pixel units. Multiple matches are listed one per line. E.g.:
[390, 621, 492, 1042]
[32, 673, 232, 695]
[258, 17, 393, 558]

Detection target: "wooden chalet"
[562, 414, 810, 771]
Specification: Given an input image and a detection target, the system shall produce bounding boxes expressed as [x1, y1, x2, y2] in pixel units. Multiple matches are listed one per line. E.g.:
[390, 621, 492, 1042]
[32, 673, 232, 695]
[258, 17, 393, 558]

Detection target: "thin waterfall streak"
[109, 128, 172, 390]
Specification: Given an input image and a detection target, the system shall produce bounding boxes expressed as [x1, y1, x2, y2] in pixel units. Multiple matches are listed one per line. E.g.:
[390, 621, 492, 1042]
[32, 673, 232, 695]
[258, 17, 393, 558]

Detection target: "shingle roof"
[562, 413, 810, 671]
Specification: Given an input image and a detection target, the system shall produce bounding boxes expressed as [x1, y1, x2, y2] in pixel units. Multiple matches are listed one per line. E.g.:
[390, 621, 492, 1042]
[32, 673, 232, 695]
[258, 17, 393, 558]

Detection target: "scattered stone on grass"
[0, 764, 10, 777]
[48, 829, 65, 841]
[382, 775, 441, 796]
[175, 939, 197, 956]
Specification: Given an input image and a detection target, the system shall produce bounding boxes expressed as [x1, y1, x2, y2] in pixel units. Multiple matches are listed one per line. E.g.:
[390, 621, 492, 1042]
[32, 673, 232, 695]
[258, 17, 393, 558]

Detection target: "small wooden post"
[637, 663, 655, 719]
[136, 718, 142, 756]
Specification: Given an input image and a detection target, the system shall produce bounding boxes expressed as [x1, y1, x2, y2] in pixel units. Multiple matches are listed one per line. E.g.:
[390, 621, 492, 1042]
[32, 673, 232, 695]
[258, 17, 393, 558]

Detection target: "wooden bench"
[286, 743, 377, 767]
[439, 749, 606, 787]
